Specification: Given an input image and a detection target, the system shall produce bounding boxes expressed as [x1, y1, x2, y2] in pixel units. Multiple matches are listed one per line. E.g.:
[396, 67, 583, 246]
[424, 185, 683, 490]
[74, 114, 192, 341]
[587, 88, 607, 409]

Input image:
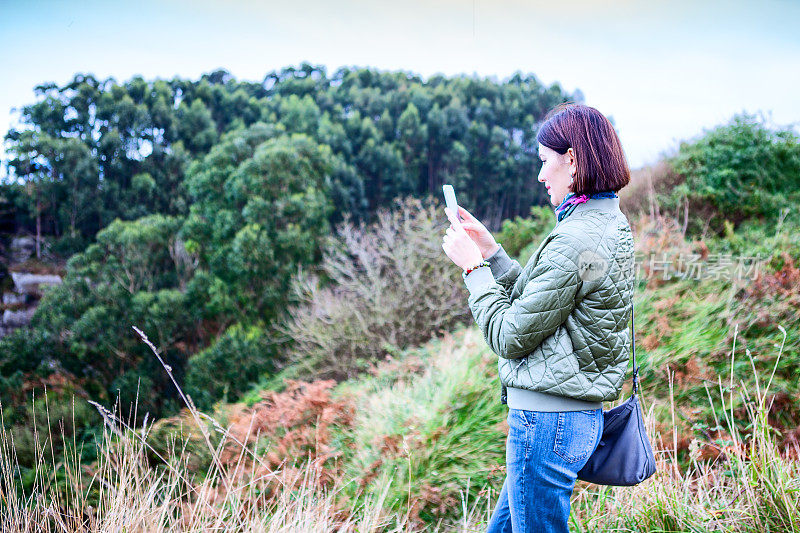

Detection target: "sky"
[1, 0, 799, 177]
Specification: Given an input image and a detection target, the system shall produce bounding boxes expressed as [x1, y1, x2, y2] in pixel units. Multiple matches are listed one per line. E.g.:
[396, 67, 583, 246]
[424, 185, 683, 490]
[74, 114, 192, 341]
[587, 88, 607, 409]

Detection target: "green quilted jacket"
[462, 196, 635, 404]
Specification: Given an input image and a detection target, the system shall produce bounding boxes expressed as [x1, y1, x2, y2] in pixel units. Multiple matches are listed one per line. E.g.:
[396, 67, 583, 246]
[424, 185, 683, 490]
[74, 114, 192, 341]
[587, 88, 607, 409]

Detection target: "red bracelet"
[463, 260, 490, 276]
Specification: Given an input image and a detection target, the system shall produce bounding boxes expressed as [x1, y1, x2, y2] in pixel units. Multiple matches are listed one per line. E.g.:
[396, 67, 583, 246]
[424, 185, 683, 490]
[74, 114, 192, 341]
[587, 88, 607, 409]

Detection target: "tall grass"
[0, 326, 409, 532]
[569, 323, 800, 532]
[1, 323, 798, 531]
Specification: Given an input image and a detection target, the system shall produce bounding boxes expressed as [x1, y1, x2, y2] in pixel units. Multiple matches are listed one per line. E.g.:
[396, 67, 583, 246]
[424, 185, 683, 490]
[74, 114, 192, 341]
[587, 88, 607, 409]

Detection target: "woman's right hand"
[454, 206, 500, 259]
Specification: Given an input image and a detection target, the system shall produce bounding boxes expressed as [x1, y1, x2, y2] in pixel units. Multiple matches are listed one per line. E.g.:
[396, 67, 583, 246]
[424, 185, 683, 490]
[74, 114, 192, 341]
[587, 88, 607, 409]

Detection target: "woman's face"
[537, 143, 576, 206]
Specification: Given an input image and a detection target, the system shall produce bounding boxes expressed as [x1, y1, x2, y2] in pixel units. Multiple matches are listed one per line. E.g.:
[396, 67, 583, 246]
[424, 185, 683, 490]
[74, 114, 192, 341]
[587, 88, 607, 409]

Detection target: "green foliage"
[181, 126, 335, 324]
[277, 94, 321, 135]
[495, 204, 555, 260]
[7, 386, 101, 496]
[4, 74, 202, 245]
[2, 73, 800, 525]
[1, 214, 195, 421]
[664, 112, 800, 237]
[184, 323, 276, 411]
[11, 68, 800, 511]
[82, 213, 185, 293]
[177, 99, 218, 153]
[330, 322, 506, 526]
[4, 65, 575, 254]
[0, 127, 340, 427]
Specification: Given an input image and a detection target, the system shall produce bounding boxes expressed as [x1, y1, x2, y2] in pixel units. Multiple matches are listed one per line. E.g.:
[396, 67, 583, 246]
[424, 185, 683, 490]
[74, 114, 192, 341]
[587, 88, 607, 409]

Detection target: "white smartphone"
[442, 184, 462, 222]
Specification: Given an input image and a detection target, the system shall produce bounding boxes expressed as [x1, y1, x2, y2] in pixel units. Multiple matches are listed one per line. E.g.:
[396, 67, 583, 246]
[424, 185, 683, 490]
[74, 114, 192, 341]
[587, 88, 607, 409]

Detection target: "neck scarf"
[555, 191, 618, 222]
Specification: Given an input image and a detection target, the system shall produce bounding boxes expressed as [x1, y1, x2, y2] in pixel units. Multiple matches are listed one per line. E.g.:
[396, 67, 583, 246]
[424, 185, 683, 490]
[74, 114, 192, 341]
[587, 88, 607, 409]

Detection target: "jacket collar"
[556, 196, 621, 224]
[571, 196, 620, 215]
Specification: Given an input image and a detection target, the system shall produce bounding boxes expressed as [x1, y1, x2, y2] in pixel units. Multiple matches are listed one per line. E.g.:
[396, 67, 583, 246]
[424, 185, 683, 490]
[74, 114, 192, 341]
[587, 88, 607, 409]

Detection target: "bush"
[51, 233, 89, 259]
[494, 204, 555, 261]
[184, 322, 276, 411]
[273, 195, 472, 381]
[664, 112, 800, 237]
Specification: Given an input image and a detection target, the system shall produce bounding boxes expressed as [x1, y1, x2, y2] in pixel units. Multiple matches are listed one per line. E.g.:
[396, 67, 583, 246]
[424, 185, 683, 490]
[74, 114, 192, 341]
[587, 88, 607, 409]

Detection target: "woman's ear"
[566, 147, 576, 174]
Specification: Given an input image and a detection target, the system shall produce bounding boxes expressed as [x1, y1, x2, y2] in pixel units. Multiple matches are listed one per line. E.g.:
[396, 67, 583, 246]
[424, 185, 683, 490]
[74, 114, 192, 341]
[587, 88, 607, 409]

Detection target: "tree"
[181, 125, 335, 324]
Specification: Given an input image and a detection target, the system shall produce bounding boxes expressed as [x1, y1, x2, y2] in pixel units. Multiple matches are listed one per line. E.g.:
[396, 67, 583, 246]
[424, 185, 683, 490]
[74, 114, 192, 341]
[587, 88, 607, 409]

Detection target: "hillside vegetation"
[0, 67, 575, 479]
[1, 69, 799, 530]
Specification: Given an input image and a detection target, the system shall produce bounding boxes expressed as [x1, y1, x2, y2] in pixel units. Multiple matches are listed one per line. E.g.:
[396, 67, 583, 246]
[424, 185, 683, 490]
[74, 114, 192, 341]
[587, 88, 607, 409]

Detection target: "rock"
[10, 272, 62, 296]
[2, 291, 26, 305]
[10, 236, 35, 263]
[3, 307, 36, 327]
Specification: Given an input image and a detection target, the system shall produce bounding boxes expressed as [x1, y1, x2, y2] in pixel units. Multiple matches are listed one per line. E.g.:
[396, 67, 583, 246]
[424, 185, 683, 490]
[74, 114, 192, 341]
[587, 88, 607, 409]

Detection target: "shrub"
[664, 112, 800, 237]
[273, 195, 471, 381]
[494, 204, 555, 260]
[183, 323, 276, 411]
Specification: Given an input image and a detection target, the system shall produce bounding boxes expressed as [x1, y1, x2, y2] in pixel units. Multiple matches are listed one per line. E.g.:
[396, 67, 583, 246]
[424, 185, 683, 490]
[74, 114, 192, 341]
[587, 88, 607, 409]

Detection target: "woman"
[442, 103, 635, 532]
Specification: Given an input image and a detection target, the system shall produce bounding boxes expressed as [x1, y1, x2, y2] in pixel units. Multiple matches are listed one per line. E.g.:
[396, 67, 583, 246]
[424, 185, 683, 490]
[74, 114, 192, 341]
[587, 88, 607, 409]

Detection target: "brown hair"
[536, 103, 630, 195]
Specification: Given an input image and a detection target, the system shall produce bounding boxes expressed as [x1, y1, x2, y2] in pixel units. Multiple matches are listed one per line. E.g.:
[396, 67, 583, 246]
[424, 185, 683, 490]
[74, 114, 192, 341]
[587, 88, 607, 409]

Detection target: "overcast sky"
[1, 0, 799, 177]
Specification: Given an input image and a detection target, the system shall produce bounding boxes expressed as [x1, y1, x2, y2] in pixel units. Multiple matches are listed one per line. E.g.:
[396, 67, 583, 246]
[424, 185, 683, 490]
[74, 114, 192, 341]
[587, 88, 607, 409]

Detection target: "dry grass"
[1, 315, 798, 532]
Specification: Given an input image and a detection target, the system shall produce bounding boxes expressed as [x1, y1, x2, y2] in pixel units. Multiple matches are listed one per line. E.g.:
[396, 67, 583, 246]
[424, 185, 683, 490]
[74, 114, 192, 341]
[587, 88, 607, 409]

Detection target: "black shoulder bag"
[576, 301, 657, 485]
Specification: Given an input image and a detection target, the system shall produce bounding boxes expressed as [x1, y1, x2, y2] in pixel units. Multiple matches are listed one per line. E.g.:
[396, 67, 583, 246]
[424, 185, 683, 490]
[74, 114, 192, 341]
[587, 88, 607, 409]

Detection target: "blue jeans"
[486, 408, 604, 533]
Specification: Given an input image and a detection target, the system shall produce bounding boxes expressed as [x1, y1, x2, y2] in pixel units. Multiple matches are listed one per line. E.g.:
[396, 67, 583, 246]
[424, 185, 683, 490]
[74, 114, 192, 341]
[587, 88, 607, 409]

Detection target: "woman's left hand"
[442, 208, 485, 270]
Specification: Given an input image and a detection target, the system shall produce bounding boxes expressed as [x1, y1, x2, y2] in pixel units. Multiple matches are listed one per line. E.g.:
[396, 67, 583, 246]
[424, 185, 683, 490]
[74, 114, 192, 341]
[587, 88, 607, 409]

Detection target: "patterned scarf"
[555, 191, 619, 222]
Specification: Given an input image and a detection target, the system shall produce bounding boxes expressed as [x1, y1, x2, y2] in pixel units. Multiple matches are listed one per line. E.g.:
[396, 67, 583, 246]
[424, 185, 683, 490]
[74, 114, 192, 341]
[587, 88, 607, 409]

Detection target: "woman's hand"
[442, 208, 484, 270]
[455, 206, 500, 259]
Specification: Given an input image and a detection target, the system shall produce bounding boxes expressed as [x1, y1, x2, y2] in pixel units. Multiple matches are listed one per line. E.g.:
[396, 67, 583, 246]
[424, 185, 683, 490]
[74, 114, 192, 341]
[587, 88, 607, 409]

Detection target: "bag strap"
[631, 299, 639, 394]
